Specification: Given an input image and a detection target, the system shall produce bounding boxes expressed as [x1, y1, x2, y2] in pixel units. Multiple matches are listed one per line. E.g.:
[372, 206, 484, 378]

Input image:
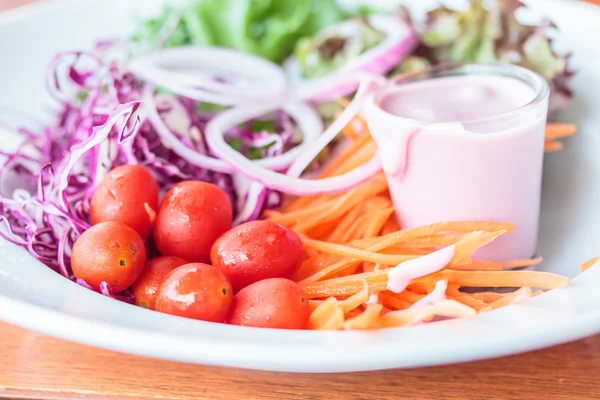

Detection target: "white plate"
[0, 0, 599, 373]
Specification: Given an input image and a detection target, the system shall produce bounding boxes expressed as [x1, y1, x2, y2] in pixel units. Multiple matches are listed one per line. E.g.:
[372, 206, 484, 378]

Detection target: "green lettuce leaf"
[134, 0, 349, 64]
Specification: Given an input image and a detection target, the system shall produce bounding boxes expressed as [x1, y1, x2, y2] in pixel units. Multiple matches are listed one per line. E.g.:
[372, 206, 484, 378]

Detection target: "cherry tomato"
[228, 278, 309, 329]
[154, 181, 232, 263]
[211, 220, 304, 292]
[131, 256, 187, 310]
[71, 221, 146, 293]
[90, 164, 159, 239]
[155, 263, 233, 322]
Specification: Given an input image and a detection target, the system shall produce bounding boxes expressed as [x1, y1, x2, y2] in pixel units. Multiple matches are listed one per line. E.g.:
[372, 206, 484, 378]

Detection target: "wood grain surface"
[1, 0, 600, 399]
[0, 321, 598, 400]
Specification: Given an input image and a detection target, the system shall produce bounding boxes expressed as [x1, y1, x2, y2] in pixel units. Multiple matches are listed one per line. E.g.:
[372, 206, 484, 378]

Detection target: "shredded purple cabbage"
[0, 42, 297, 296]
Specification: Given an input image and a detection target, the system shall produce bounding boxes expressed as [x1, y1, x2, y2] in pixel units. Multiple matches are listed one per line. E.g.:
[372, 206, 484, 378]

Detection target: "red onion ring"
[286, 15, 418, 103]
[205, 101, 382, 196]
[287, 75, 384, 178]
[129, 47, 288, 106]
[141, 85, 323, 173]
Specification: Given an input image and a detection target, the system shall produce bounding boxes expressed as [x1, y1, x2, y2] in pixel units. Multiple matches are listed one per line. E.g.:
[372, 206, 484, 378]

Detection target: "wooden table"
[0, 321, 598, 400]
[3, 321, 600, 400]
[2, 0, 600, 399]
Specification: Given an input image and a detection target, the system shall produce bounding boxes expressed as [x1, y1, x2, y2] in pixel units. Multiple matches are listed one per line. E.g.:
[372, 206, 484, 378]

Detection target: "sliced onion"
[287, 76, 384, 178]
[234, 181, 268, 226]
[142, 85, 323, 173]
[54, 102, 141, 211]
[129, 47, 288, 106]
[286, 15, 418, 103]
[205, 100, 382, 196]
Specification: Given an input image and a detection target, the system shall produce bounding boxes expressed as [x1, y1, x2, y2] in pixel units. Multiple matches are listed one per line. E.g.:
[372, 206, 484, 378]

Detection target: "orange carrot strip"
[544, 141, 564, 152]
[381, 247, 432, 256]
[318, 134, 373, 178]
[363, 208, 395, 239]
[281, 138, 376, 213]
[396, 233, 467, 248]
[338, 280, 369, 313]
[262, 210, 281, 218]
[363, 195, 393, 212]
[308, 300, 323, 313]
[293, 174, 388, 232]
[300, 227, 506, 285]
[375, 300, 476, 328]
[449, 257, 543, 271]
[350, 221, 514, 249]
[344, 308, 364, 319]
[471, 292, 508, 303]
[380, 292, 412, 310]
[340, 218, 369, 243]
[381, 217, 400, 235]
[301, 239, 420, 265]
[301, 230, 504, 297]
[342, 304, 384, 330]
[443, 271, 570, 290]
[450, 295, 493, 312]
[322, 140, 378, 179]
[307, 297, 344, 330]
[396, 290, 425, 303]
[545, 123, 577, 140]
[581, 256, 600, 272]
[326, 204, 363, 243]
[445, 284, 462, 297]
[489, 287, 533, 309]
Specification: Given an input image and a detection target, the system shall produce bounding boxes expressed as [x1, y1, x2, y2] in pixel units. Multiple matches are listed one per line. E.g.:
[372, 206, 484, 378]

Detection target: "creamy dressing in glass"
[365, 69, 549, 261]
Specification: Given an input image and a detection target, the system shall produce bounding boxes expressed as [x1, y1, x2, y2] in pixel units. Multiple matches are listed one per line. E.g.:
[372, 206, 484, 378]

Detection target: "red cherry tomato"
[155, 263, 233, 322]
[131, 256, 187, 310]
[153, 181, 232, 263]
[228, 278, 309, 329]
[211, 220, 304, 292]
[71, 221, 146, 293]
[90, 164, 159, 239]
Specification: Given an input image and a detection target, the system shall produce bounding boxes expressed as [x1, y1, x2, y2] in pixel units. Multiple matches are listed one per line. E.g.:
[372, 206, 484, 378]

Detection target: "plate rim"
[0, 0, 599, 373]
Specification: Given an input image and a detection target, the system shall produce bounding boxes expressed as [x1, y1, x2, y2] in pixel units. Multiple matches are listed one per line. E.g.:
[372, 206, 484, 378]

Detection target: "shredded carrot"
[544, 141, 564, 152]
[451, 295, 493, 312]
[442, 270, 570, 289]
[379, 292, 412, 310]
[261, 113, 577, 330]
[375, 300, 476, 328]
[317, 133, 373, 179]
[302, 239, 419, 265]
[543, 124, 576, 153]
[449, 257, 543, 271]
[338, 280, 369, 313]
[489, 287, 533, 309]
[395, 290, 425, 303]
[363, 208, 395, 239]
[381, 217, 400, 235]
[545, 123, 577, 140]
[343, 304, 384, 330]
[301, 230, 505, 297]
[471, 292, 508, 303]
[581, 256, 600, 272]
[325, 204, 363, 243]
[307, 297, 345, 330]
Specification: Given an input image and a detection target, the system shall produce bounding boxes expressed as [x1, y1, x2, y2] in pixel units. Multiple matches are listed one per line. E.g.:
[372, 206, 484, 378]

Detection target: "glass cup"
[363, 63, 550, 261]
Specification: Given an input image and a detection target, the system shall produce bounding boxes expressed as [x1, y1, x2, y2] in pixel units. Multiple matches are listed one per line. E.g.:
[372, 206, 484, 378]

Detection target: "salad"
[0, 0, 595, 330]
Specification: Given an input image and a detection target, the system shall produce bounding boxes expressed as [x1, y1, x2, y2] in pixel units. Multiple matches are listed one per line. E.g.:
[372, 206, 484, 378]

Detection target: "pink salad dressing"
[386, 245, 455, 293]
[410, 280, 447, 309]
[365, 69, 549, 261]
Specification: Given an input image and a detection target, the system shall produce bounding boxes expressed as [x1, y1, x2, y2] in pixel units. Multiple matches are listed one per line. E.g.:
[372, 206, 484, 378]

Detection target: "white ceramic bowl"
[0, 0, 599, 372]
